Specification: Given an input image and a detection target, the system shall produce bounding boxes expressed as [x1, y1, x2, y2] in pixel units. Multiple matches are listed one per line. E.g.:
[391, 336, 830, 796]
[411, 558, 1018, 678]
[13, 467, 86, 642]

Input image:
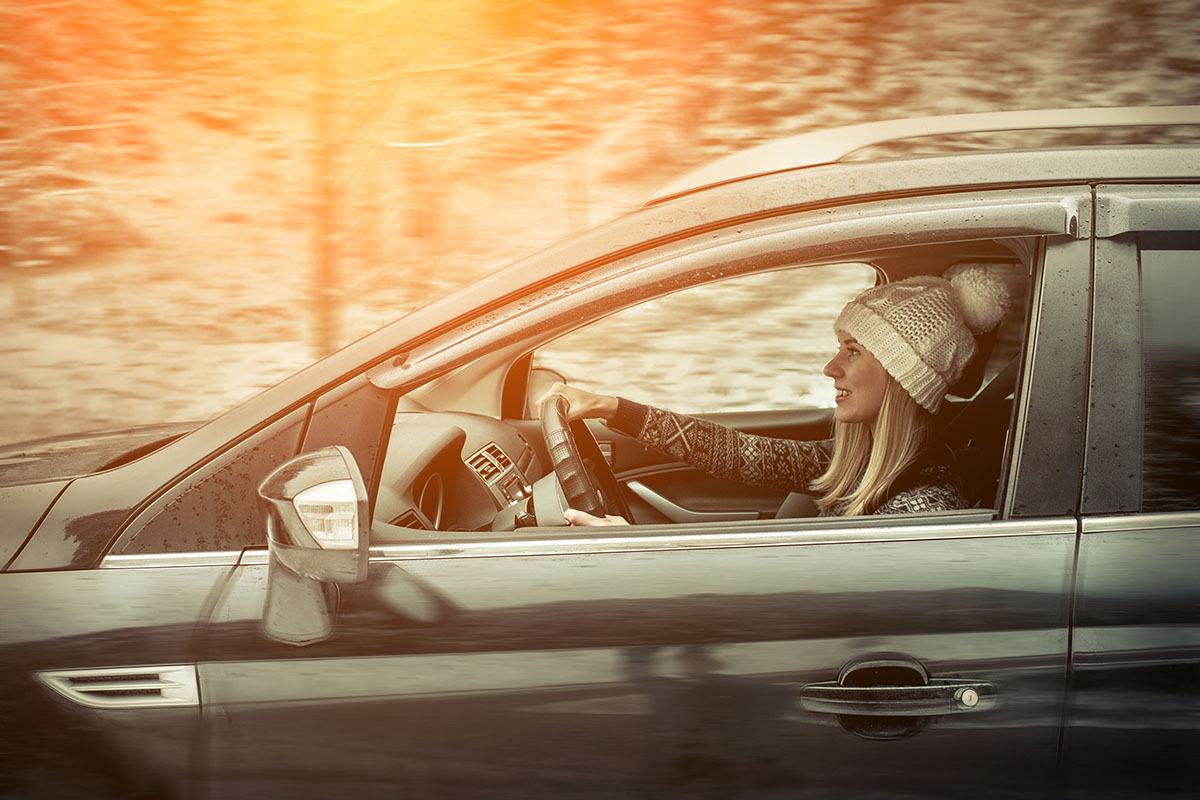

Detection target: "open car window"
[533, 254, 1031, 416]
[533, 263, 876, 414]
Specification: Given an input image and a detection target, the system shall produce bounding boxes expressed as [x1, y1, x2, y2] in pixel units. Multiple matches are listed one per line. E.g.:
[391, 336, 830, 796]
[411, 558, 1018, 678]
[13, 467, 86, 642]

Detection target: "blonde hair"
[810, 377, 933, 516]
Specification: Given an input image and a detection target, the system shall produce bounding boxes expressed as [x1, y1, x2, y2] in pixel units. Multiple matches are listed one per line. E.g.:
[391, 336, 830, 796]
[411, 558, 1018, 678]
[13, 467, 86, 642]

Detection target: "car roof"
[647, 105, 1200, 205]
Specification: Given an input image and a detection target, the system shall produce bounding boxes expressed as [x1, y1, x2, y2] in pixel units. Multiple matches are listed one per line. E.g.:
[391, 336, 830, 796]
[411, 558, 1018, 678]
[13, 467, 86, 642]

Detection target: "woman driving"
[538, 265, 1011, 526]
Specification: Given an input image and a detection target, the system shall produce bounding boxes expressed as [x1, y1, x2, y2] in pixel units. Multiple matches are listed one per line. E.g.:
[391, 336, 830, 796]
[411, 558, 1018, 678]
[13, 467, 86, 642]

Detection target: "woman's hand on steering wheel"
[536, 380, 633, 523]
[534, 382, 618, 423]
[564, 508, 630, 527]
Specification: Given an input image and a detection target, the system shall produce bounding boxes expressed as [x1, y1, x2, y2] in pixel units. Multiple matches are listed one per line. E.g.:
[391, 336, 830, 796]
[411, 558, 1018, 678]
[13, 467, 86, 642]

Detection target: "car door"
[194, 188, 1092, 799]
[1065, 186, 1200, 798]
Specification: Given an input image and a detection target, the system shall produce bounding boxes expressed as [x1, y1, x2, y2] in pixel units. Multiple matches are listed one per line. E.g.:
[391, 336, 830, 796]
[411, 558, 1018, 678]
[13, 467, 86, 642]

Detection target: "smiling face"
[823, 330, 891, 426]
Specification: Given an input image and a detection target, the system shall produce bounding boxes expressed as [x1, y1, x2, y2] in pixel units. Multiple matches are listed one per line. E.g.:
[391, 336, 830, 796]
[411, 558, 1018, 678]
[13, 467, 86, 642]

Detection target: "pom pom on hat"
[947, 263, 1011, 334]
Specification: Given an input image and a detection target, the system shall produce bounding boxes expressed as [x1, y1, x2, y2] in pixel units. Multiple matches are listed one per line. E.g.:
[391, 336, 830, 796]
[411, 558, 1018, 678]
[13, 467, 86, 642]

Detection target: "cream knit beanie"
[834, 264, 1011, 413]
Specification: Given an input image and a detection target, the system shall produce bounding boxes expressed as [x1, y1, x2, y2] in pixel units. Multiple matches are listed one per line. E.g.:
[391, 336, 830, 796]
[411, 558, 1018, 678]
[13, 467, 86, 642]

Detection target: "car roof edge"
[647, 105, 1200, 206]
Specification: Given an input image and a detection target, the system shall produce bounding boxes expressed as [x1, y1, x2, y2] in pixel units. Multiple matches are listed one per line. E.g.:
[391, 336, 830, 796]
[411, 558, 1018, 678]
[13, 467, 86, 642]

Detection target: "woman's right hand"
[534, 382, 618, 423]
[564, 508, 630, 527]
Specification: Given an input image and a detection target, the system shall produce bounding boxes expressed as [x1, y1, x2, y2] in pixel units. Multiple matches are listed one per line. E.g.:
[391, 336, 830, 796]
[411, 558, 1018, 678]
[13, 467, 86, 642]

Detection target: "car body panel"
[0, 481, 67, 568]
[0, 422, 194, 488]
[1080, 233, 1142, 514]
[1066, 518, 1200, 797]
[1005, 236, 1092, 518]
[0, 565, 230, 797]
[199, 520, 1076, 798]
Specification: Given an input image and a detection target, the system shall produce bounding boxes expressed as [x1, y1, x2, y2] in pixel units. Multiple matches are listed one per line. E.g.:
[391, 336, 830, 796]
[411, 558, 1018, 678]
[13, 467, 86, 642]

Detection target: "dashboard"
[374, 411, 541, 534]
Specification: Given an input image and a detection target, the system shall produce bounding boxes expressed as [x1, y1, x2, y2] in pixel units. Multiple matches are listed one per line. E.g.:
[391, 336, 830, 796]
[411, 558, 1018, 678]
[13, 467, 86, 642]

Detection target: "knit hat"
[834, 264, 1011, 413]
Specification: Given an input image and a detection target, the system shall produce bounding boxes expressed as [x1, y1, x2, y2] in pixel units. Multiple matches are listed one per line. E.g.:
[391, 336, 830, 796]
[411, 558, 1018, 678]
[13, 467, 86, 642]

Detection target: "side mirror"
[257, 445, 369, 646]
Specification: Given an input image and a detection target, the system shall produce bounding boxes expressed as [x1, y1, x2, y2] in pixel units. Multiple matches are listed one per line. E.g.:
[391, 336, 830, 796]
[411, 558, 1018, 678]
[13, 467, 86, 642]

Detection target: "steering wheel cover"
[540, 395, 606, 517]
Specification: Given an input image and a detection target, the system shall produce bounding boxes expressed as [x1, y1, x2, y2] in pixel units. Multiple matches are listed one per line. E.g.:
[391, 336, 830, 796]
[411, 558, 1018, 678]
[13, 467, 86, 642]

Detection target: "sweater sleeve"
[609, 398, 833, 493]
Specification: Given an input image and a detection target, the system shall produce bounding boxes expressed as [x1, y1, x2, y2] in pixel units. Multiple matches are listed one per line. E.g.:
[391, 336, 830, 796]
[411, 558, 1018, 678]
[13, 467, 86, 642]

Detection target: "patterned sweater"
[610, 398, 966, 516]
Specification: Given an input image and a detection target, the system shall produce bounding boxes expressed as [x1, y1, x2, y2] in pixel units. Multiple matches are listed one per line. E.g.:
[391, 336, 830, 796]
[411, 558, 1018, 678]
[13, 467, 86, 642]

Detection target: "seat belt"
[888, 355, 1021, 496]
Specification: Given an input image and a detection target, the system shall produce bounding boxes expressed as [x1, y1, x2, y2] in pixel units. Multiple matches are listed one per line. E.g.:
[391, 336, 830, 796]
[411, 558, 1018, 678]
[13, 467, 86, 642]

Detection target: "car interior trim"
[1000, 237, 1046, 519]
[625, 480, 760, 523]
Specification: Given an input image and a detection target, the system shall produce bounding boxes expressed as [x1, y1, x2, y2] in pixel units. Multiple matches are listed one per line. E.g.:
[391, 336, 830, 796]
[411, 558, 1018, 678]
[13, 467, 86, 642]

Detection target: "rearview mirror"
[257, 445, 369, 646]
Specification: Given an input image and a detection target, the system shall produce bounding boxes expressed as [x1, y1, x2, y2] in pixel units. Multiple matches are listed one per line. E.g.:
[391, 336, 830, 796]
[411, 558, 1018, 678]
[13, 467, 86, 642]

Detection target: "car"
[2, 105, 1199, 799]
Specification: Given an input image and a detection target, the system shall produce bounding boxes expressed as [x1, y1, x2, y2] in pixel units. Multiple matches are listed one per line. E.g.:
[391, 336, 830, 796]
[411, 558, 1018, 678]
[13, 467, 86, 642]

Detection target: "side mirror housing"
[257, 445, 369, 646]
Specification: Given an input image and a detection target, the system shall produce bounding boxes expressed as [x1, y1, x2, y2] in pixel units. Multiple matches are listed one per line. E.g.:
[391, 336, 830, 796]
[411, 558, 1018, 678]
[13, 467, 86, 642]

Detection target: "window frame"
[388, 186, 1089, 535]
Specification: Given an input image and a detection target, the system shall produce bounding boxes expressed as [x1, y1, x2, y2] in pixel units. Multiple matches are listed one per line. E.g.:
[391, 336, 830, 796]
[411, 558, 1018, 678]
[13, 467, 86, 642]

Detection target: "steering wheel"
[539, 394, 632, 521]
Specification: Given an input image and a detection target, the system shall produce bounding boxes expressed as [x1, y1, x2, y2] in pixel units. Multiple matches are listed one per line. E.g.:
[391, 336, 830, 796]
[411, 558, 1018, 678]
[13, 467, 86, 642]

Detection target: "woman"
[539, 265, 1011, 525]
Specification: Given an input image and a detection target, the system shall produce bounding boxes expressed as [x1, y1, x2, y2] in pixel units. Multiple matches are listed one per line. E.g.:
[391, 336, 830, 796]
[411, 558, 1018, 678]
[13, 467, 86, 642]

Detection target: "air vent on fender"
[37, 665, 199, 709]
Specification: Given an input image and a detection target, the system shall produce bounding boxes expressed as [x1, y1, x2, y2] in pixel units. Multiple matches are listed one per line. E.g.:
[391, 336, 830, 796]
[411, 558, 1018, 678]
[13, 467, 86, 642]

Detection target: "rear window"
[1141, 232, 1200, 512]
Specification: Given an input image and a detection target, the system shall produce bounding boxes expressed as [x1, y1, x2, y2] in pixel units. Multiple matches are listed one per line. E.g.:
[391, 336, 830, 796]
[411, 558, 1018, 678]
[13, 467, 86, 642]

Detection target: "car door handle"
[625, 481, 759, 523]
[799, 678, 997, 716]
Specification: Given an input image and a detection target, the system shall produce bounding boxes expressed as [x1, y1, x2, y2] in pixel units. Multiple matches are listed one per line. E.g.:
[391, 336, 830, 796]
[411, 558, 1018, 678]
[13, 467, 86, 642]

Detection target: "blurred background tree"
[1, 0, 1198, 442]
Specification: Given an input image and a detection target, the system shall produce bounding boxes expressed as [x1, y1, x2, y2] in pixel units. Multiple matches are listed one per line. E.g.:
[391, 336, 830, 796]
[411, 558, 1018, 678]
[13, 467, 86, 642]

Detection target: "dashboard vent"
[467, 443, 512, 484]
[389, 510, 426, 529]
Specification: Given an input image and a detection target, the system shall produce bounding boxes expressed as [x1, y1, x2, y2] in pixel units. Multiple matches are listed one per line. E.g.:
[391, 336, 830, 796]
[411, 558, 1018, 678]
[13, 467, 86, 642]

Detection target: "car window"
[533, 263, 877, 414]
[1141, 232, 1200, 512]
[112, 376, 393, 555]
[114, 410, 308, 555]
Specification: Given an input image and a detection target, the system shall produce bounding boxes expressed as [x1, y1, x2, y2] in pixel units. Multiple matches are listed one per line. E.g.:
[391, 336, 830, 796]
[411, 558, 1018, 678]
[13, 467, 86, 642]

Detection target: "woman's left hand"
[564, 508, 630, 527]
